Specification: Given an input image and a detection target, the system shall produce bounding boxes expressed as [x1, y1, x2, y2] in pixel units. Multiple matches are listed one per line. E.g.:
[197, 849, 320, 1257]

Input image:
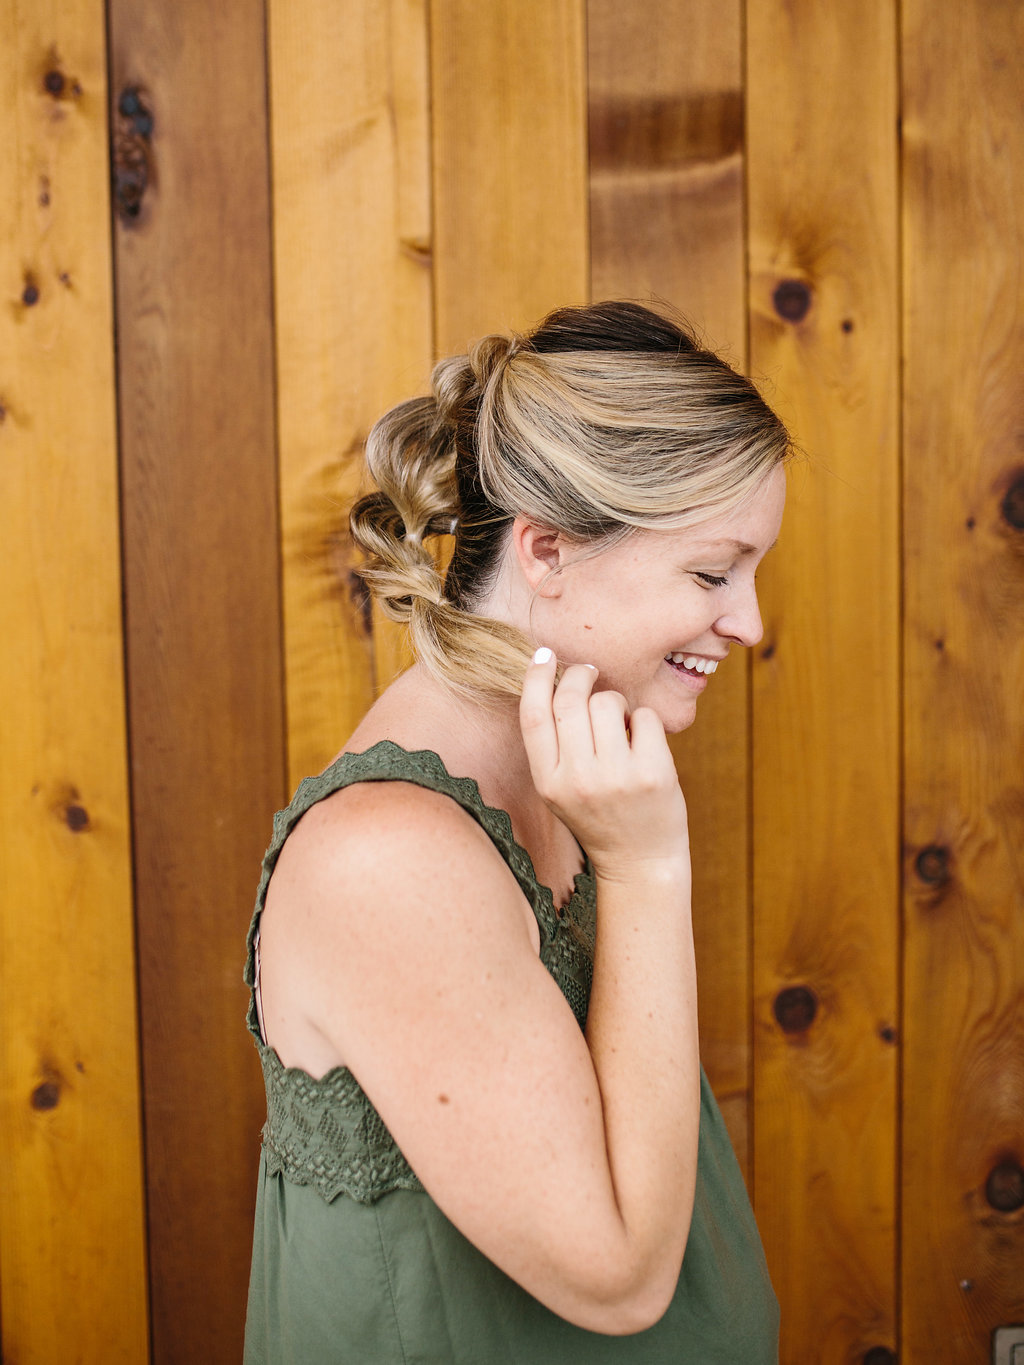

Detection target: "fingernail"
[583, 664, 598, 671]
[532, 647, 553, 665]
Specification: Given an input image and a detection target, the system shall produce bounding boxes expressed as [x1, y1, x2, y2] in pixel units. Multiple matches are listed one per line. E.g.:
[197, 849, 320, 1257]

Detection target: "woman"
[244, 301, 789, 1362]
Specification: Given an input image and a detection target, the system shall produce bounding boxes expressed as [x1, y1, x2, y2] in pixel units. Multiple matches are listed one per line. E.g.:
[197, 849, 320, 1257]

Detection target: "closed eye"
[694, 572, 729, 587]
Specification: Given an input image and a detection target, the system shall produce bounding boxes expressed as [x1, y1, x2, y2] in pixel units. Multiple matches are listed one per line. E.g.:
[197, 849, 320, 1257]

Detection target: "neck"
[346, 660, 583, 897]
[347, 662, 538, 807]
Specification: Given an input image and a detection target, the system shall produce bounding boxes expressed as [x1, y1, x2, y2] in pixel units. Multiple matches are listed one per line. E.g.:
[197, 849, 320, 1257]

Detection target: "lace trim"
[244, 741, 595, 1205]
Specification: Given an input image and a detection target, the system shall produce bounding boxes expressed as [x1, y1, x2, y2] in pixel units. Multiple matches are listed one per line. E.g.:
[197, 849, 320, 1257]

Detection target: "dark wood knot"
[44, 70, 65, 97]
[118, 87, 153, 138]
[773, 985, 818, 1033]
[772, 279, 812, 323]
[64, 803, 89, 832]
[22, 279, 40, 306]
[1002, 474, 1024, 531]
[31, 1080, 61, 1110]
[914, 844, 950, 885]
[862, 1348, 896, 1365]
[113, 86, 154, 222]
[985, 1159, 1024, 1213]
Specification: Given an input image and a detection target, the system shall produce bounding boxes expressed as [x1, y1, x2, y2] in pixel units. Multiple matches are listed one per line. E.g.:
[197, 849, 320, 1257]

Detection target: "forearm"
[584, 856, 700, 1305]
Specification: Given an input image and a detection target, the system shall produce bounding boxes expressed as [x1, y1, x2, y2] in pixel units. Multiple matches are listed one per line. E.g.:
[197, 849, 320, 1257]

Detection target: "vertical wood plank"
[587, 0, 752, 1175]
[589, 0, 745, 345]
[268, 0, 433, 789]
[747, 2, 900, 1360]
[0, 2, 149, 1361]
[901, 1, 1024, 1357]
[107, 2, 284, 1359]
[430, 0, 588, 352]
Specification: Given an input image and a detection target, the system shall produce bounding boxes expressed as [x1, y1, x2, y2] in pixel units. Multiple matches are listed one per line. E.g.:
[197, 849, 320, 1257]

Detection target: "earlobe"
[512, 518, 566, 596]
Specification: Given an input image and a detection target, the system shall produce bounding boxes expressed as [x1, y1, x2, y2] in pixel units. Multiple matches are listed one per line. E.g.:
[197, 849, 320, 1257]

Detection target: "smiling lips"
[665, 652, 720, 675]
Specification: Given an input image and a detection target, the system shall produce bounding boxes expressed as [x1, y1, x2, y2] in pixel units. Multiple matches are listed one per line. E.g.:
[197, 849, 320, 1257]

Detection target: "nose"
[714, 581, 764, 647]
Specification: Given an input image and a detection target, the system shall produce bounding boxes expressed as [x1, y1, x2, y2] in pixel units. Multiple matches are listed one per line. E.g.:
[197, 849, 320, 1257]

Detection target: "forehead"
[643, 465, 787, 559]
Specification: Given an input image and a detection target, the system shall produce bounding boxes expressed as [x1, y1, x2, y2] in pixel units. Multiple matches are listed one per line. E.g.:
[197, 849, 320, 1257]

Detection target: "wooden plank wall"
[747, 4, 901, 1360]
[1, 2, 1021, 1362]
[0, 4, 149, 1362]
[107, 3, 285, 1362]
[588, 0, 752, 1172]
[268, 0, 432, 791]
[901, 1, 1024, 1358]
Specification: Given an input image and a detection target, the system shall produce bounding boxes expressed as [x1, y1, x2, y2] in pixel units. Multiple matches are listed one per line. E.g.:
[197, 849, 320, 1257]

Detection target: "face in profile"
[534, 465, 786, 733]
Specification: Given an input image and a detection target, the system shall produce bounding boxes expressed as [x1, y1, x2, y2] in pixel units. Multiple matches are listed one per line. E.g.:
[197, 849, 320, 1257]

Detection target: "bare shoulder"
[265, 777, 536, 956]
[276, 778, 500, 892]
[258, 771, 547, 1078]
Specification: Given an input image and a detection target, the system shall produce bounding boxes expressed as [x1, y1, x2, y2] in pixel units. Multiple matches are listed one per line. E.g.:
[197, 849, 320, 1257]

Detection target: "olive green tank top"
[244, 741, 779, 1363]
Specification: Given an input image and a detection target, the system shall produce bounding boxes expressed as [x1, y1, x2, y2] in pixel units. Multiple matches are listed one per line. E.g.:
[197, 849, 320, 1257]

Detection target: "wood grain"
[588, 0, 744, 348]
[747, 2, 901, 1360]
[0, 2, 148, 1360]
[268, 0, 433, 788]
[430, 0, 589, 353]
[2, 4, 1021, 1353]
[107, 1, 284, 1359]
[901, 0, 1024, 1357]
[586, 0, 752, 1175]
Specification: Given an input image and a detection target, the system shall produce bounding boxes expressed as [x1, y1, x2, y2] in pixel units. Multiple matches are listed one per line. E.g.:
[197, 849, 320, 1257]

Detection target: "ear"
[511, 517, 569, 596]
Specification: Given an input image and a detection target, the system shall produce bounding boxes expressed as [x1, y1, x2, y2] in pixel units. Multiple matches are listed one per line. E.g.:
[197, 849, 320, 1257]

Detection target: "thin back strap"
[252, 930, 266, 1042]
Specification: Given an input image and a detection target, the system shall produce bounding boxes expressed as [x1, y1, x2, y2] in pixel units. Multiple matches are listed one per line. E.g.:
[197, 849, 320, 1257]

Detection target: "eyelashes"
[694, 571, 729, 587]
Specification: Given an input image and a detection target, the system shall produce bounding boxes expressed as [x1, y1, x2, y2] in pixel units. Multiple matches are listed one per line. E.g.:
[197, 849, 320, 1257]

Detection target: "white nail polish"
[533, 647, 553, 665]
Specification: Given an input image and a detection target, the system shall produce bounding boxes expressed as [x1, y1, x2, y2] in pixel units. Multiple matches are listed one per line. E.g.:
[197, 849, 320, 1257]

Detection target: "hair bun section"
[432, 331, 520, 436]
[349, 395, 456, 625]
[468, 332, 520, 388]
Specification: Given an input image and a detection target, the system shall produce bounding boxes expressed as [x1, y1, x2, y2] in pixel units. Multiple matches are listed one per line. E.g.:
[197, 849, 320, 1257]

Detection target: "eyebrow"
[692, 537, 778, 555]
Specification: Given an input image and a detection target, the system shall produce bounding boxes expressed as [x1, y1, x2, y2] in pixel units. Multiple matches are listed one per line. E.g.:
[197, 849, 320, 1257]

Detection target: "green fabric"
[244, 741, 779, 1363]
[243, 742, 596, 1204]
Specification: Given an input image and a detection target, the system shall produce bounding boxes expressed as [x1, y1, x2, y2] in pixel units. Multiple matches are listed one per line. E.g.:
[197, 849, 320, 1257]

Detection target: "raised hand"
[519, 648, 689, 883]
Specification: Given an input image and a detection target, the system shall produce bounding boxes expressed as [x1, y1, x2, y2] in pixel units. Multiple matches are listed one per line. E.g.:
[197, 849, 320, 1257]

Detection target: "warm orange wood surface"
[269, 0, 433, 787]
[2, 4, 1021, 1361]
[586, 0, 752, 1176]
[901, 1, 1024, 1358]
[0, 2, 149, 1361]
[107, 1, 285, 1359]
[747, 1, 901, 1360]
[430, 0, 589, 352]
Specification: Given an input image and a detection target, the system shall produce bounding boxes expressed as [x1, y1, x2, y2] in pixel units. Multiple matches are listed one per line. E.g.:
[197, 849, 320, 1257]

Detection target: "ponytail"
[350, 344, 536, 701]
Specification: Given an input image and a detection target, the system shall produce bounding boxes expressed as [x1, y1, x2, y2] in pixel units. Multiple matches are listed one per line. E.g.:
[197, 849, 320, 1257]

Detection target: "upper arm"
[260, 782, 644, 1327]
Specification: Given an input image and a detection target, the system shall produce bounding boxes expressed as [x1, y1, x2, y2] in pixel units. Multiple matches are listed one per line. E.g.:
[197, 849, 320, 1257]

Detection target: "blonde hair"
[350, 301, 790, 701]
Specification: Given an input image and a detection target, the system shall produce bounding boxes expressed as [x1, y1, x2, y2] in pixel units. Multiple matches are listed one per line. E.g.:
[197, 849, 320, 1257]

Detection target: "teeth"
[665, 653, 719, 674]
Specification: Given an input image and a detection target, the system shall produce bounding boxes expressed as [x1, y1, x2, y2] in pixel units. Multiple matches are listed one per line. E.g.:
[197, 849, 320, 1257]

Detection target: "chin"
[662, 712, 698, 736]
[647, 696, 699, 736]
